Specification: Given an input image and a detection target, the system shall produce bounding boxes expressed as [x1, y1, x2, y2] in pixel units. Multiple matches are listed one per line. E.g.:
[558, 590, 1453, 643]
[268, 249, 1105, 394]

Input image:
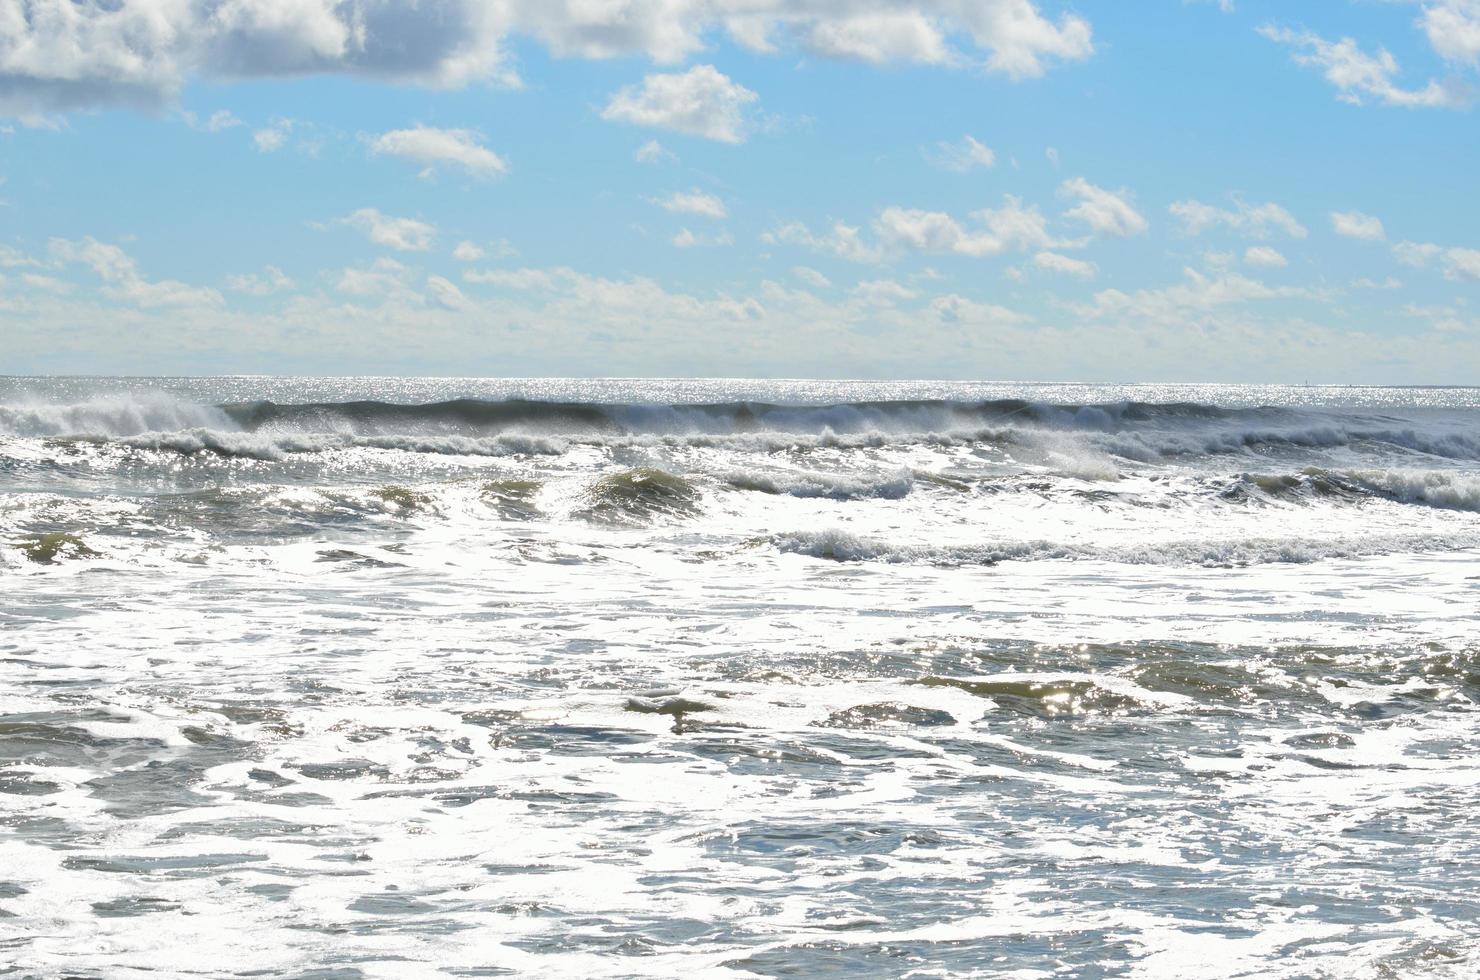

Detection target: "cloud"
[425, 274, 472, 311]
[1330, 210, 1385, 241]
[1419, 0, 1480, 66]
[1060, 177, 1147, 237]
[1243, 245, 1287, 268]
[805, 11, 950, 64]
[49, 236, 222, 308]
[1258, 25, 1465, 108]
[369, 125, 507, 177]
[0, 2, 1094, 119]
[602, 65, 757, 143]
[653, 189, 728, 219]
[1169, 198, 1307, 238]
[452, 241, 484, 262]
[342, 208, 436, 251]
[875, 197, 1057, 257]
[226, 265, 294, 295]
[766, 196, 1058, 263]
[183, 108, 243, 132]
[672, 228, 733, 248]
[763, 221, 883, 263]
[852, 278, 919, 303]
[634, 139, 676, 164]
[253, 124, 289, 152]
[1033, 251, 1097, 277]
[792, 266, 832, 288]
[1394, 240, 1480, 280]
[926, 135, 996, 172]
[930, 293, 1031, 327]
[1081, 267, 1324, 323]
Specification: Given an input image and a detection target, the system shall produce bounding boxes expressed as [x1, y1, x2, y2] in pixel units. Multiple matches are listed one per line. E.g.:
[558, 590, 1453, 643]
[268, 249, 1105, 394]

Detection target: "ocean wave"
[7, 394, 1480, 470]
[722, 468, 914, 500]
[1222, 468, 1480, 512]
[579, 468, 701, 522]
[771, 527, 1480, 567]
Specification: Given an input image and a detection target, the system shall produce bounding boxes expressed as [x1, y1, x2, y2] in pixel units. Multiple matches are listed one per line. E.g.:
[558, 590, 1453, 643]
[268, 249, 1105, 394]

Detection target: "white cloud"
[1330, 210, 1385, 241]
[1352, 276, 1403, 290]
[653, 189, 728, 219]
[1082, 267, 1323, 323]
[1169, 198, 1307, 238]
[425, 274, 472, 311]
[0, 2, 1093, 119]
[1243, 245, 1287, 268]
[634, 139, 676, 164]
[226, 265, 294, 295]
[1060, 177, 1147, 237]
[453, 241, 485, 262]
[1258, 25, 1464, 108]
[369, 125, 507, 178]
[671, 228, 733, 248]
[1394, 240, 1480, 280]
[877, 197, 1057, 257]
[926, 135, 996, 172]
[852, 278, 919, 303]
[1419, 0, 1480, 66]
[253, 125, 288, 152]
[183, 108, 242, 132]
[1033, 250, 1097, 277]
[792, 266, 832, 288]
[767, 196, 1057, 263]
[764, 221, 883, 263]
[806, 12, 950, 65]
[49, 236, 221, 308]
[931, 293, 1031, 327]
[602, 65, 758, 144]
[343, 208, 436, 252]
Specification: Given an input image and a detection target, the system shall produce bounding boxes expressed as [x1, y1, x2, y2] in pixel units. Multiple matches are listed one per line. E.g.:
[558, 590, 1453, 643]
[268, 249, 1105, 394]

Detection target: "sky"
[1, 0, 1479, 382]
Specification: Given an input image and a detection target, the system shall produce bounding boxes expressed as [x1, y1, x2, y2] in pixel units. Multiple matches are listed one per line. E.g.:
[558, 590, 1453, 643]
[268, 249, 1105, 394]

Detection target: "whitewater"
[2, 377, 1478, 978]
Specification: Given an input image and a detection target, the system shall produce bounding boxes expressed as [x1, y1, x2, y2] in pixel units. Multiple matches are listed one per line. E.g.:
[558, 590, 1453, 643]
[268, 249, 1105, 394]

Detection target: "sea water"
[1, 377, 1478, 977]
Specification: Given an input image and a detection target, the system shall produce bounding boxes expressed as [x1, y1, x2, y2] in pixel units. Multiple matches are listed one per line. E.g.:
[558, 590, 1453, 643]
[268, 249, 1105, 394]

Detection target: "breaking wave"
[5, 393, 1480, 465]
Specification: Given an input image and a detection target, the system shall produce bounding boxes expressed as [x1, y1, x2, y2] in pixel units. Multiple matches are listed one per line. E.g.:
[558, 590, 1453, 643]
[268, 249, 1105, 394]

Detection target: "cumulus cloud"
[926, 135, 996, 172]
[49, 237, 221, 308]
[792, 266, 832, 288]
[1421, 0, 1480, 66]
[806, 11, 950, 64]
[1081, 267, 1323, 323]
[875, 197, 1057, 257]
[1033, 250, 1097, 277]
[1330, 210, 1385, 241]
[226, 265, 294, 295]
[1243, 245, 1287, 268]
[1060, 177, 1146, 237]
[602, 65, 757, 143]
[425, 274, 472, 310]
[1258, 25, 1465, 108]
[634, 139, 676, 164]
[767, 196, 1059, 262]
[672, 228, 733, 248]
[653, 189, 728, 219]
[0, 1, 1095, 119]
[342, 208, 436, 251]
[253, 123, 289, 152]
[1169, 198, 1307, 238]
[763, 221, 883, 263]
[369, 125, 507, 177]
[1394, 240, 1480, 280]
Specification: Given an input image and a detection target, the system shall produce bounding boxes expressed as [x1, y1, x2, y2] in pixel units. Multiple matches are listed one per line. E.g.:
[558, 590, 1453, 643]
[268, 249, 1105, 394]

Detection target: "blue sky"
[1, 0, 1478, 381]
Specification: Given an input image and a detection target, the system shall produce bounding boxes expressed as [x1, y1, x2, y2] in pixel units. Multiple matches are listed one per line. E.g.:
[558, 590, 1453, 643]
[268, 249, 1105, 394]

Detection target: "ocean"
[2, 377, 1478, 977]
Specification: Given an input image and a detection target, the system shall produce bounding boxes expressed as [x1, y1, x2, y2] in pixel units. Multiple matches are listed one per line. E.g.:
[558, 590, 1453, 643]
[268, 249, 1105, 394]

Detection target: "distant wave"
[5, 393, 1480, 464]
[772, 527, 1480, 567]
